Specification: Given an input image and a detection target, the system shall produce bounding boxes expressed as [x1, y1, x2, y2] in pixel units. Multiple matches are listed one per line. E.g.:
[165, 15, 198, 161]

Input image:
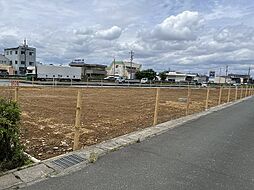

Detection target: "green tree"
[0, 99, 27, 172]
[159, 72, 167, 81]
[135, 70, 143, 80]
[135, 69, 156, 80]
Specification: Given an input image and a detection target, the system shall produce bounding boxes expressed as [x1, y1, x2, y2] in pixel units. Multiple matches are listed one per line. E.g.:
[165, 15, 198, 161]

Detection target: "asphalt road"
[24, 97, 254, 190]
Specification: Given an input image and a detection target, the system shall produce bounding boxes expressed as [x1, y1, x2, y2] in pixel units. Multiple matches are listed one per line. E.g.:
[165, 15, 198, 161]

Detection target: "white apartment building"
[107, 61, 142, 79]
[0, 54, 10, 65]
[0, 54, 14, 75]
[4, 41, 36, 75]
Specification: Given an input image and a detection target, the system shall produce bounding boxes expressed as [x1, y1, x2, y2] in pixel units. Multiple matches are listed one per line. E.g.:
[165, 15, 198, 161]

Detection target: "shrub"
[0, 99, 28, 172]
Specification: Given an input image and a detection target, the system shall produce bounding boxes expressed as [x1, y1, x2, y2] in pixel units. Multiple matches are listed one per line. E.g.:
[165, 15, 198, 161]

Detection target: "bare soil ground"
[0, 86, 242, 160]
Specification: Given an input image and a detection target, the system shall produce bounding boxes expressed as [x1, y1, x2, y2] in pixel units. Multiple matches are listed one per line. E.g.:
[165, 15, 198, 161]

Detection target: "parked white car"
[115, 76, 125, 83]
[141, 78, 149, 84]
[104, 76, 125, 83]
[201, 83, 208, 87]
[104, 76, 116, 81]
[233, 83, 241, 86]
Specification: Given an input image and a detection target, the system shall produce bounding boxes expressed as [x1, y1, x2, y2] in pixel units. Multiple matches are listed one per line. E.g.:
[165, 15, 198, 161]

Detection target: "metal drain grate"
[51, 154, 85, 169]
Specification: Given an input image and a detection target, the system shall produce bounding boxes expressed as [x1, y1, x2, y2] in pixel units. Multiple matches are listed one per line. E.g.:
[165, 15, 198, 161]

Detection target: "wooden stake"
[205, 86, 210, 110]
[186, 86, 191, 115]
[153, 88, 160, 126]
[227, 86, 231, 103]
[235, 86, 238, 101]
[245, 86, 248, 97]
[240, 87, 243, 99]
[73, 90, 82, 150]
[14, 87, 18, 102]
[218, 86, 222, 105]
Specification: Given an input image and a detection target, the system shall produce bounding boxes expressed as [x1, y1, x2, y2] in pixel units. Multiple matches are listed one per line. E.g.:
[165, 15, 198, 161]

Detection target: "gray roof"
[4, 45, 36, 51]
[69, 62, 107, 68]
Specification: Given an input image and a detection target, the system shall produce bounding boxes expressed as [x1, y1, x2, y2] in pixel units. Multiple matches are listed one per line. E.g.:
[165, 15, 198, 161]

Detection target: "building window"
[29, 52, 33, 56]
[6, 51, 9, 55]
[53, 75, 55, 77]
[10, 51, 12, 55]
[21, 51, 25, 54]
[15, 61, 18, 64]
[73, 76, 76, 78]
[15, 51, 18, 54]
[46, 75, 48, 77]
[29, 62, 33, 66]
[67, 75, 69, 77]
[10, 61, 12, 64]
[21, 61, 25, 65]
[116, 65, 119, 68]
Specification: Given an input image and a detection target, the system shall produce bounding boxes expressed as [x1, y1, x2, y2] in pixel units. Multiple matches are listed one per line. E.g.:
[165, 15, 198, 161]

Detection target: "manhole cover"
[51, 154, 85, 169]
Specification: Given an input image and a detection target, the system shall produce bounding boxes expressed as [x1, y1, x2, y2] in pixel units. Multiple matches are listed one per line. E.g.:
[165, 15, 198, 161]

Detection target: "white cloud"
[74, 28, 95, 36]
[74, 26, 122, 41]
[0, 1, 254, 75]
[152, 11, 202, 41]
[95, 26, 122, 40]
[205, 4, 251, 21]
[214, 25, 254, 43]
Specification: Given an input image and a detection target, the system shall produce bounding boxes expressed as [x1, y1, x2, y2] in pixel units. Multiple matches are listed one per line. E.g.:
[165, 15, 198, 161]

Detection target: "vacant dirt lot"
[0, 86, 243, 160]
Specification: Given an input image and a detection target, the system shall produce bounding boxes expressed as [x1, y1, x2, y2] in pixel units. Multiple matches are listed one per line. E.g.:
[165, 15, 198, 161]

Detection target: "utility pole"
[219, 68, 222, 84]
[248, 66, 251, 84]
[113, 57, 115, 76]
[23, 39, 27, 75]
[129, 50, 134, 79]
[225, 65, 228, 84]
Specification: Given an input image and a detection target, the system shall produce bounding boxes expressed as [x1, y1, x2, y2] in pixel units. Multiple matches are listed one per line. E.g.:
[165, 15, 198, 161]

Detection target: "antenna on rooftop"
[23, 38, 27, 46]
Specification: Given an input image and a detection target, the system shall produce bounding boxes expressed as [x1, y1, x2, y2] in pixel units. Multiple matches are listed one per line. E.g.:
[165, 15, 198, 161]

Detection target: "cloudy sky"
[0, 0, 254, 75]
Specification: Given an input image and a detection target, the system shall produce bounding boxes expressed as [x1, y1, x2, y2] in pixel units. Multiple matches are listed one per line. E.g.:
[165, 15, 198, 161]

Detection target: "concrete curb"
[0, 96, 252, 189]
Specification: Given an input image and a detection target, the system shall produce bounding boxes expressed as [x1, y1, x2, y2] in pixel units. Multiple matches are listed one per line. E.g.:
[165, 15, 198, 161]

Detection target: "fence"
[0, 85, 253, 159]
